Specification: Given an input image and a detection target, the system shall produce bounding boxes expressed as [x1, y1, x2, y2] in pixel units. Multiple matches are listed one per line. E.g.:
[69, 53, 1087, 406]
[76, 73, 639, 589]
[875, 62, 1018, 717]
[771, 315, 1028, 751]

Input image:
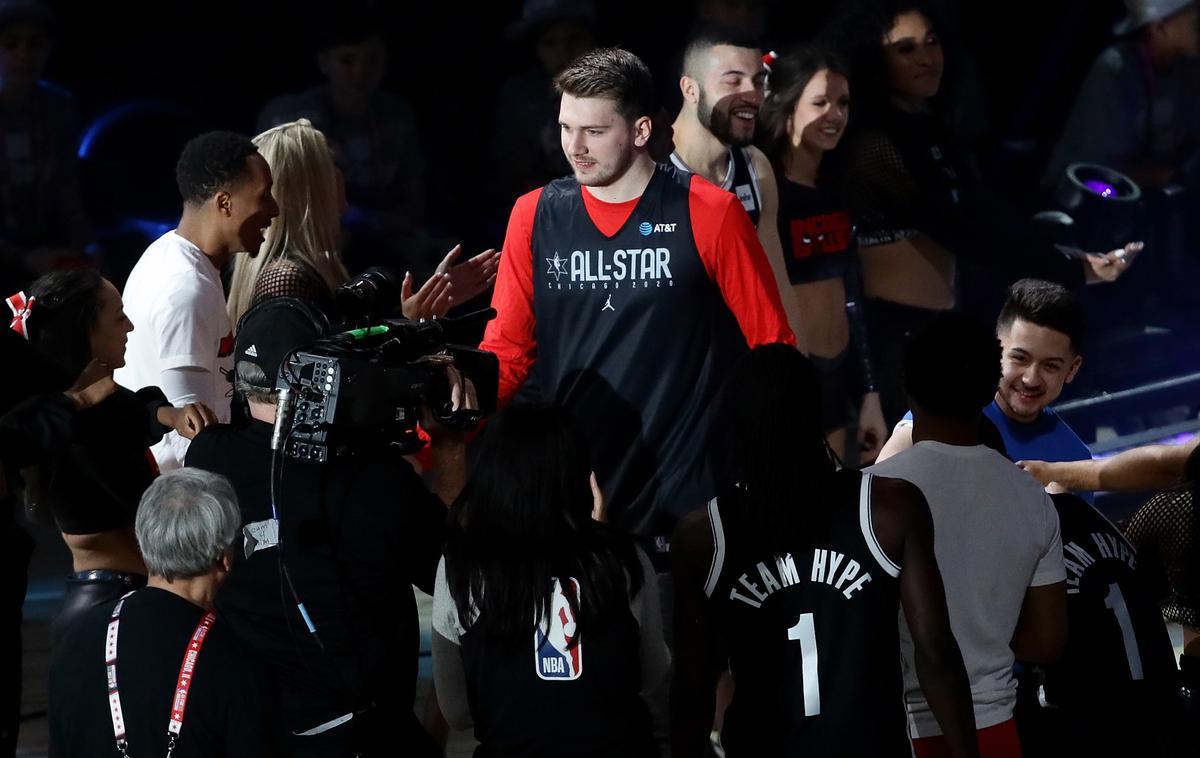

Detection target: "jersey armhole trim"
[703, 497, 726, 598]
[742, 147, 762, 211]
[859, 473, 901, 578]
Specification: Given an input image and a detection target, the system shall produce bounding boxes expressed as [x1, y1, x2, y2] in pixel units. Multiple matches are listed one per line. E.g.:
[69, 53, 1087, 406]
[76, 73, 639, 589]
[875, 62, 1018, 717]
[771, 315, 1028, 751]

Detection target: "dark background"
[31, 0, 1200, 452]
[39, 0, 1126, 253]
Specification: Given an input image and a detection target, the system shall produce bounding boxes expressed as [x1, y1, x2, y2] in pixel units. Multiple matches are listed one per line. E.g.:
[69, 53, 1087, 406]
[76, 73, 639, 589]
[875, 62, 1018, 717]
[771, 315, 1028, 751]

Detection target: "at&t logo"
[639, 221, 677, 236]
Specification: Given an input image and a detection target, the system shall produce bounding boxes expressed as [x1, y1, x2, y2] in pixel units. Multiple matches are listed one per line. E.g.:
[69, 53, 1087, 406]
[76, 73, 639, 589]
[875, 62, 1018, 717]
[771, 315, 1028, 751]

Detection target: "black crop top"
[35, 386, 171, 535]
[776, 177, 855, 284]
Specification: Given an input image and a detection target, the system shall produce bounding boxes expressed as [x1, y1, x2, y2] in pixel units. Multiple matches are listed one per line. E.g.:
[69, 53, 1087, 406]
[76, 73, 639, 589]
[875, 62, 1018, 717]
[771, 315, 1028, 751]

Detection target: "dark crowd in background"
[4, 0, 1200, 756]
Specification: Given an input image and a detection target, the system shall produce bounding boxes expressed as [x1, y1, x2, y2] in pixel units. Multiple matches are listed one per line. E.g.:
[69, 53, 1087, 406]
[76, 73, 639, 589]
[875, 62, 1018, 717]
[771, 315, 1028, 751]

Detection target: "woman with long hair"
[758, 46, 886, 463]
[670, 344, 976, 757]
[829, 1, 1137, 426]
[227, 119, 498, 327]
[431, 404, 668, 757]
[9, 269, 213, 635]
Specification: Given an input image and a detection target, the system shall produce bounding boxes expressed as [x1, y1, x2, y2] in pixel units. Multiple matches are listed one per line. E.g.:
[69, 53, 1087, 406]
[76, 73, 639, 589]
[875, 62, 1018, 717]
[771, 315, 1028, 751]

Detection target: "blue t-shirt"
[899, 400, 1093, 501]
[981, 401, 1091, 466]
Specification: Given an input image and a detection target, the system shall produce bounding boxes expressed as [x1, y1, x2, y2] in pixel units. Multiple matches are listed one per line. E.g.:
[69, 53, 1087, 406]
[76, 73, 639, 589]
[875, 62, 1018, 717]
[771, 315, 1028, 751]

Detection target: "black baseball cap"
[233, 298, 327, 391]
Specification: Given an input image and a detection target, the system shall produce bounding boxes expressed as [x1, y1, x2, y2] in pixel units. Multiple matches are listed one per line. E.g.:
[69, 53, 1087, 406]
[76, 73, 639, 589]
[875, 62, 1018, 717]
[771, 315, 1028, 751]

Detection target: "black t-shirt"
[49, 587, 274, 758]
[460, 589, 655, 758]
[185, 421, 447, 736]
[707, 472, 908, 757]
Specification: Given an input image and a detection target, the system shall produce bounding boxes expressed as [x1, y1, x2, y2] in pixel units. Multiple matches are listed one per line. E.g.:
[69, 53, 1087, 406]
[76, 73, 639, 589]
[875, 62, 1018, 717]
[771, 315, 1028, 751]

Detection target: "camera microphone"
[271, 388, 295, 452]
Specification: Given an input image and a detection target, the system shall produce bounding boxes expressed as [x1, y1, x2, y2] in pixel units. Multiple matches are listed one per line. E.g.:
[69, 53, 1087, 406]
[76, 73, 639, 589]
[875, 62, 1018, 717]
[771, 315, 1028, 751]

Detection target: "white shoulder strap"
[859, 473, 900, 578]
[703, 497, 727, 597]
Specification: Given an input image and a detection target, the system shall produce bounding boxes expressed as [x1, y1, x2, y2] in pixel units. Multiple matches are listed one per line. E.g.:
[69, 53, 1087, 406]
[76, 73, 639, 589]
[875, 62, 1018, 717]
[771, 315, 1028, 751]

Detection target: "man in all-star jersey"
[669, 27, 807, 350]
[480, 47, 794, 561]
[670, 345, 977, 758]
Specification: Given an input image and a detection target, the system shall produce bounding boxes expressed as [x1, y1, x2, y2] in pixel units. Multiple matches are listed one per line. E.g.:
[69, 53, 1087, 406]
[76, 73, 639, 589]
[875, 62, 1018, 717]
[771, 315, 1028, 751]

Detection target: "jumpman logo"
[601, 294, 615, 312]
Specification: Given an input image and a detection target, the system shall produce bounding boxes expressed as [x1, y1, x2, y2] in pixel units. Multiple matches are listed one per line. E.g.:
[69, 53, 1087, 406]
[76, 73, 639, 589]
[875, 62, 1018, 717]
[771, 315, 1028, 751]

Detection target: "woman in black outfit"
[431, 404, 669, 757]
[760, 46, 886, 464]
[11, 270, 213, 636]
[831, 1, 1137, 425]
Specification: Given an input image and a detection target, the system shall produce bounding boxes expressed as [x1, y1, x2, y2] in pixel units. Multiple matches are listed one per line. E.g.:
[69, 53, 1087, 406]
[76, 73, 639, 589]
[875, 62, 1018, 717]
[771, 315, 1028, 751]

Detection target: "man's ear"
[632, 115, 653, 148]
[1065, 354, 1083, 384]
[679, 75, 700, 106]
[214, 190, 233, 218]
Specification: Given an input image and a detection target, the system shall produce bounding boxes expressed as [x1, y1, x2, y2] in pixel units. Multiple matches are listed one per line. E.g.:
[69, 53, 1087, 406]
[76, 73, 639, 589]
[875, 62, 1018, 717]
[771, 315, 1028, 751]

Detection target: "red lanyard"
[105, 591, 217, 757]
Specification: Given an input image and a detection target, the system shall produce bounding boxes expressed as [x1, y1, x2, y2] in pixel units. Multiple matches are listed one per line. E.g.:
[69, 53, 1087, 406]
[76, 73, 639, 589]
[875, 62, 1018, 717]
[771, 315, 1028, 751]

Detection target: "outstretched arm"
[1019, 437, 1196, 493]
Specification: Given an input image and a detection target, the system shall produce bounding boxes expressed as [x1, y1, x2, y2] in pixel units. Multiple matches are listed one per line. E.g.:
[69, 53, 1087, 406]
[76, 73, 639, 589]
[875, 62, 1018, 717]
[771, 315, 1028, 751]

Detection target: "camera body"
[274, 314, 498, 462]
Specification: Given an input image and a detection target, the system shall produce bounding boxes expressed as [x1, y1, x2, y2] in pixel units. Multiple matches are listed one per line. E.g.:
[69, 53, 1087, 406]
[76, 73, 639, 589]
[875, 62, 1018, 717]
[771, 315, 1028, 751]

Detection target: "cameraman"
[185, 298, 473, 757]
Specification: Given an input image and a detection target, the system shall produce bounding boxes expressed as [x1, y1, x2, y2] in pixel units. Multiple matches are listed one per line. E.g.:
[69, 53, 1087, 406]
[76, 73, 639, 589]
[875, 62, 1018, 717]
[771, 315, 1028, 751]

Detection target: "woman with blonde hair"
[228, 119, 497, 326]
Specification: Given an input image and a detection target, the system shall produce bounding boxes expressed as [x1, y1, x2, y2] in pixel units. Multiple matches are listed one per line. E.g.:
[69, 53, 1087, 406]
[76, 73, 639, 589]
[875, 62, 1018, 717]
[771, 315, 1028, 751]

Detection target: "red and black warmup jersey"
[706, 473, 909, 757]
[481, 163, 793, 547]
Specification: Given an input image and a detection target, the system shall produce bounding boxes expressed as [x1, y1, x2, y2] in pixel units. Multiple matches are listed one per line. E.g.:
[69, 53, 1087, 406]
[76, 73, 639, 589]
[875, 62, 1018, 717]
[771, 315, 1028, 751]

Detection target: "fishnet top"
[837, 105, 1081, 288]
[1127, 483, 1200, 627]
[839, 106, 963, 249]
[841, 126, 952, 248]
[251, 260, 335, 314]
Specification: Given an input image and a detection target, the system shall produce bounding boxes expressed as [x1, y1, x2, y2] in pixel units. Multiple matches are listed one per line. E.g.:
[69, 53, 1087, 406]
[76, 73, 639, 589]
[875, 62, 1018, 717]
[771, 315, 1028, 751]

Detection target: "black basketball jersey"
[458, 578, 655, 758]
[707, 472, 909, 756]
[1042, 493, 1179, 710]
[528, 163, 747, 543]
[669, 146, 763, 227]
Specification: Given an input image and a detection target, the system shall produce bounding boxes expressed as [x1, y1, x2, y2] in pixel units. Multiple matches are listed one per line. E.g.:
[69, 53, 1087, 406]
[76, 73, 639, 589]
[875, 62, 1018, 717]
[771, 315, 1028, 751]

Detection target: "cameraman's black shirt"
[185, 421, 447, 739]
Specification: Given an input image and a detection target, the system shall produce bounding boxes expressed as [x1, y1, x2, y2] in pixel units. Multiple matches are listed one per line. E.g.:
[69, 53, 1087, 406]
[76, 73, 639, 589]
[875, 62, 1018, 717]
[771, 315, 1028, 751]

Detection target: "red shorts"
[912, 718, 1021, 758]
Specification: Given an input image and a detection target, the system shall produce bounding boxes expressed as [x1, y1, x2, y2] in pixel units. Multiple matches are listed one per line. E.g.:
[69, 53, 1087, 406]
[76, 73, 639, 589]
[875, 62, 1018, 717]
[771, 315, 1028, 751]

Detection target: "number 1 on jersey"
[787, 612, 821, 716]
[1103, 583, 1144, 680]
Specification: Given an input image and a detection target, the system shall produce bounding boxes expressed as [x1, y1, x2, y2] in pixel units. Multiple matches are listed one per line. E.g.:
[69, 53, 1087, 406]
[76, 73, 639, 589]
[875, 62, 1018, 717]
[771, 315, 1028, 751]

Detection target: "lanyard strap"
[106, 591, 218, 757]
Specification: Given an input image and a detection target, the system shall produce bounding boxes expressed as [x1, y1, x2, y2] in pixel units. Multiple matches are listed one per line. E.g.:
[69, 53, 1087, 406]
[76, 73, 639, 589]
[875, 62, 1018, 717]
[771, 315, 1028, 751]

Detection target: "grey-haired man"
[50, 469, 277, 757]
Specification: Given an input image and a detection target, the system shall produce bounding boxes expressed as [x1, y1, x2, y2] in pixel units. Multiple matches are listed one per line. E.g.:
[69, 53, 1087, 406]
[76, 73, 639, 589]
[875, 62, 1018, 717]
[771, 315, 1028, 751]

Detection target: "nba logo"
[534, 578, 583, 681]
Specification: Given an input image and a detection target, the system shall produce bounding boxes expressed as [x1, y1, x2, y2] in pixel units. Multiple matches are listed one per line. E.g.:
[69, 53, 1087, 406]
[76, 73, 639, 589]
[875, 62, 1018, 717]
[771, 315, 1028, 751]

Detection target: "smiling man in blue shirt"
[878, 279, 1092, 487]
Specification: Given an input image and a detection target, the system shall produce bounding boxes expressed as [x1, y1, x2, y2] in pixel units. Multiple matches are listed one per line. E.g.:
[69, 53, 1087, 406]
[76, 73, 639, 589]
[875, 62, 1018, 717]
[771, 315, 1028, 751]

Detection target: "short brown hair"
[553, 47, 657, 122]
[997, 278, 1084, 353]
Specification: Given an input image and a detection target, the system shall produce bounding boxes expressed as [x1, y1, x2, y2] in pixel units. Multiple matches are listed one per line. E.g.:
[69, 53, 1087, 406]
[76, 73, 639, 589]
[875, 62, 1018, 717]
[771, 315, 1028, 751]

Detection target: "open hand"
[401, 270, 453, 321]
[1084, 241, 1142, 283]
[435, 245, 500, 304]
